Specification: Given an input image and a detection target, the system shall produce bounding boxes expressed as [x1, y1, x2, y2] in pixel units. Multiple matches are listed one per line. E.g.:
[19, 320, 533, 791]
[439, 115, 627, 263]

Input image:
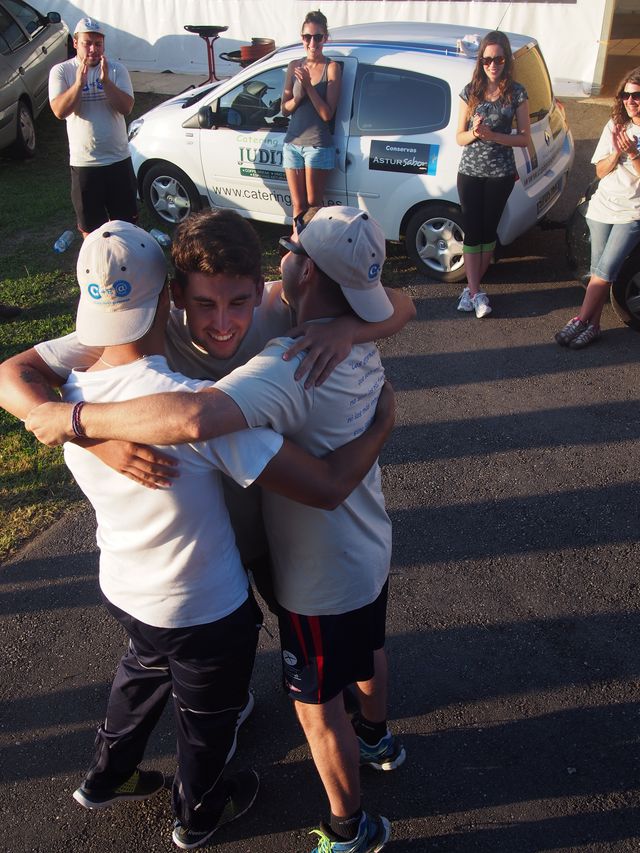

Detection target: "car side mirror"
[47, 12, 61, 23]
[197, 105, 216, 130]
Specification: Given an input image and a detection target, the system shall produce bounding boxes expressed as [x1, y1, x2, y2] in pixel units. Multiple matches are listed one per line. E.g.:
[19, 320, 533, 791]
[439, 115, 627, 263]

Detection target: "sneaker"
[172, 769, 259, 850]
[358, 730, 406, 771]
[309, 812, 391, 853]
[457, 287, 474, 312]
[225, 690, 255, 763]
[555, 316, 588, 346]
[72, 768, 165, 810]
[569, 322, 600, 349]
[472, 291, 492, 318]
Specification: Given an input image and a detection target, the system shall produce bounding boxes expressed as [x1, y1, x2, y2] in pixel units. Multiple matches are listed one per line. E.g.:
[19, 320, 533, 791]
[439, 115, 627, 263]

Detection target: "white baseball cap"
[283, 207, 393, 322]
[76, 221, 167, 346]
[74, 17, 105, 37]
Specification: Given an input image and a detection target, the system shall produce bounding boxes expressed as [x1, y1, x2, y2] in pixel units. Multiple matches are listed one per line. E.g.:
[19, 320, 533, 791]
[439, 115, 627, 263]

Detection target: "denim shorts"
[587, 217, 640, 282]
[283, 142, 336, 170]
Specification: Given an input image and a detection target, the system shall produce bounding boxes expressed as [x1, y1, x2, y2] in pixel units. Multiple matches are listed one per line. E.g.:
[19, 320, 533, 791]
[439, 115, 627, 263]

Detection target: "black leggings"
[457, 172, 515, 250]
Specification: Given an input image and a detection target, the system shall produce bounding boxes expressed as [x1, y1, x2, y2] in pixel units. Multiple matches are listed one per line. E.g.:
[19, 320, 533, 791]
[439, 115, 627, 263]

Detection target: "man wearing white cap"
[29, 219, 394, 849]
[26, 208, 405, 853]
[49, 18, 137, 237]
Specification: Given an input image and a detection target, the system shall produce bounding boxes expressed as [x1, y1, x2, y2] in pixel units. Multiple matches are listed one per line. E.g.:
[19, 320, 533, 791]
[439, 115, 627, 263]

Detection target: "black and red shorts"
[277, 580, 388, 705]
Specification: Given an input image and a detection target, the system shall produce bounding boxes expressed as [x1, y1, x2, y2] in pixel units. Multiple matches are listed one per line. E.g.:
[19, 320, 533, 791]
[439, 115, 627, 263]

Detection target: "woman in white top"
[556, 67, 640, 349]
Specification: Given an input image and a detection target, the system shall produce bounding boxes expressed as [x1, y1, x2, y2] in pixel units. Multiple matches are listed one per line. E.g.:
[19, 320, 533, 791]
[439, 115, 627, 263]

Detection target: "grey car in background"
[0, 0, 68, 157]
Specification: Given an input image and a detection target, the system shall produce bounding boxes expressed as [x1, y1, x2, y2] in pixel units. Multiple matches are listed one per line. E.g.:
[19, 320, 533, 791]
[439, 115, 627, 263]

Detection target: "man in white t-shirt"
[24, 220, 393, 850]
[25, 209, 406, 853]
[49, 17, 137, 237]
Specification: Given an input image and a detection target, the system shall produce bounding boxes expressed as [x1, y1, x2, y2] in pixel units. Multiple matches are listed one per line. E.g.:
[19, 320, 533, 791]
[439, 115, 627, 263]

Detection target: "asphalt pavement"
[2, 98, 640, 853]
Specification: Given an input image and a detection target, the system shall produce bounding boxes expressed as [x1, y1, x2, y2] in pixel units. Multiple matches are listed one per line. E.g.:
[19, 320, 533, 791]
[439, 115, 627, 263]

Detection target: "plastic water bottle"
[149, 228, 172, 248]
[53, 230, 75, 253]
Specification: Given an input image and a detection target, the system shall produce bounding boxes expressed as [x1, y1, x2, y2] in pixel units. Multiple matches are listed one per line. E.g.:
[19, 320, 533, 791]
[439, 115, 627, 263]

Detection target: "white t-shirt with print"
[61, 355, 282, 628]
[215, 333, 392, 617]
[48, 57, 133, 166]
[586, 119, 640, 224]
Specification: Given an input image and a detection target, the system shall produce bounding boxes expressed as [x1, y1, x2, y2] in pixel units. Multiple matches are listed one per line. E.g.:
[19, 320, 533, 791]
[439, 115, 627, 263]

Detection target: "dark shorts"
[278, 580, 389, 705]
[70, 157, 138, 233]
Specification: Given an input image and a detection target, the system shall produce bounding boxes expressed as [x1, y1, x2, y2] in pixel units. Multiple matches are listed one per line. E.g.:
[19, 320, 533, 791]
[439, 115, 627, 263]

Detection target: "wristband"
[71, 401, 86, 438]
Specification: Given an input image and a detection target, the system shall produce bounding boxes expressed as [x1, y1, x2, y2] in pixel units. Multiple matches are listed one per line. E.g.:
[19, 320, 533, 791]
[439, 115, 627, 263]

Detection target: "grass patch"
[0, 93, 168, 562]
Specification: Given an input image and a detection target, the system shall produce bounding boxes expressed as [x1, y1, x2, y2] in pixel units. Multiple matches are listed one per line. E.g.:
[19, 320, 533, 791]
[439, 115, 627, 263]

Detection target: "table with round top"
[184, 25, 228, 82]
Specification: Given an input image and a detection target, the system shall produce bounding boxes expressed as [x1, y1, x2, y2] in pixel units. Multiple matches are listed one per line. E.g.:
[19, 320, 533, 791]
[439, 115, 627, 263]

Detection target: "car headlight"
[128, 118, 144, 141]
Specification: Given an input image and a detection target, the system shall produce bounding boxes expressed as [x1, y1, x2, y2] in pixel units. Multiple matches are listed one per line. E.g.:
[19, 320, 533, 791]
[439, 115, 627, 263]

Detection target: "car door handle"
[42, 45, 48, 54]
[18, 66, 25, 75]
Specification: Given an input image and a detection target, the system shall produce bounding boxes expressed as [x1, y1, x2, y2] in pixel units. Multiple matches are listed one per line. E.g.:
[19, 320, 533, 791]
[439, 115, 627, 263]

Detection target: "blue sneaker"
[309, 812, 390, 852]
[358, 730, 406, 771]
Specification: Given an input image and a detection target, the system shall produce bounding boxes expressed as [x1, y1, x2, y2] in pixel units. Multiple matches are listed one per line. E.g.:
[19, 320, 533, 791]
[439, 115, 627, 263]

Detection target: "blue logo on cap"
[368, 263, 380, 280]
[87, 280, 132, 300]
[112, 280, 132, 297]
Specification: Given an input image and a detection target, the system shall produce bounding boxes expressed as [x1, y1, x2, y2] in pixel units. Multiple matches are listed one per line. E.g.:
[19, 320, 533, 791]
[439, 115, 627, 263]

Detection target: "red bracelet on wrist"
[71, 401, 86, 438]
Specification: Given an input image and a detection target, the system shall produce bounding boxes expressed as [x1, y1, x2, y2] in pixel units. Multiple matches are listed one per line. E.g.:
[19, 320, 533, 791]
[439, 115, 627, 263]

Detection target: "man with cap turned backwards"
[27, 208, 406, 853]
[41, 219, 394, 850]
[49, 18, 137, 237]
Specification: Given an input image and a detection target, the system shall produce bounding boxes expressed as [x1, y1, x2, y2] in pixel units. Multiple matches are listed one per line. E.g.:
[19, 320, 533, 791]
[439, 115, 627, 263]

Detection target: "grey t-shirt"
[284, 60, 334, 147]
[458, 82, 527, 178]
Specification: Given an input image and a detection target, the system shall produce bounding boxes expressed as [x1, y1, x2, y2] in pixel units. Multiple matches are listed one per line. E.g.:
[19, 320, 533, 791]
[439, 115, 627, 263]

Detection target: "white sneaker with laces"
[472, 291, 492, 318]
[457, 287, 474, 312]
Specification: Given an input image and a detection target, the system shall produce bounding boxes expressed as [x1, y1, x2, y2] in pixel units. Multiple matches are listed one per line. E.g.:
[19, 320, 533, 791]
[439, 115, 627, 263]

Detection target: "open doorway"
[601, 0, 640, 96]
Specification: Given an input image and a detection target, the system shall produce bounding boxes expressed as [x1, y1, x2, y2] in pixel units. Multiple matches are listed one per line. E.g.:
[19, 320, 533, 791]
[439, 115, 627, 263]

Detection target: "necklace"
[97, 354, 147, 368]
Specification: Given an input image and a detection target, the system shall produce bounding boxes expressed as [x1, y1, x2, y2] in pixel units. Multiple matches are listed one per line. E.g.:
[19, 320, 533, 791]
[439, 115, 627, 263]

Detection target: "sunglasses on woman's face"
[621, 91, 640, 103]
[482, 55, 506, 67]
[302, 33, 324, 44]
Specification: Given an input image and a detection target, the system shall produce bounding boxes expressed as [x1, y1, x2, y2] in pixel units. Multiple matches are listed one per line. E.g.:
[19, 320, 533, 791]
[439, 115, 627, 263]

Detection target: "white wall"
[33, 0, 609, 96]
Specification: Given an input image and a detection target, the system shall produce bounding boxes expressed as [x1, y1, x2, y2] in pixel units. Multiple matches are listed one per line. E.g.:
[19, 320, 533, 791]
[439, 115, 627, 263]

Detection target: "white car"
[128, 21, 574, 282]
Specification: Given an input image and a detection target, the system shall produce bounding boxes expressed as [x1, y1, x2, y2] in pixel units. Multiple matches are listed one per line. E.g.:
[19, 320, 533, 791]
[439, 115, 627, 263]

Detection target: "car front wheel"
[405, 203, 466, 282]
[610, 254, 640, 331]
[142, 163, 202, 225]
[9, 101, 36, 159]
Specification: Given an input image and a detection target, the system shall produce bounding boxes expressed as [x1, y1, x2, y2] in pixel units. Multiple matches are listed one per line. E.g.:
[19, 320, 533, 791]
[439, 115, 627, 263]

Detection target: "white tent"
[32, 0, 617, 97]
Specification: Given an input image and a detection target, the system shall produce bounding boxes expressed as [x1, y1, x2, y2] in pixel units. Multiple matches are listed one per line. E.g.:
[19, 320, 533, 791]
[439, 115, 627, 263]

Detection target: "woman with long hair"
[281, 10, 342, 232]
[555, 67, 640, 348]
[456, 31, 531, 317]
